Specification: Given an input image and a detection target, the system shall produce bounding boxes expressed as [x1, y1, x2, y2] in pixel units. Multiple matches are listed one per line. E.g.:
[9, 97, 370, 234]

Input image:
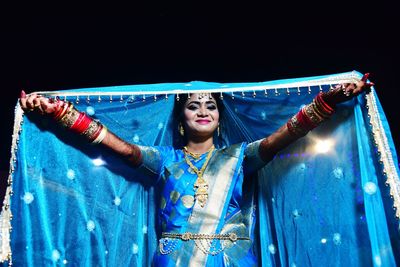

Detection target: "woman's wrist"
[320, 91, 338, 108]
[286, 92, 335, 137]
[52, 101, 107, 144]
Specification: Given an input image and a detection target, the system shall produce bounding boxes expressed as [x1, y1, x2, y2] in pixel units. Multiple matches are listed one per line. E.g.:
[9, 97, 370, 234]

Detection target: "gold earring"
[179, 123, 185, 136]
[217, 124, 220, 136]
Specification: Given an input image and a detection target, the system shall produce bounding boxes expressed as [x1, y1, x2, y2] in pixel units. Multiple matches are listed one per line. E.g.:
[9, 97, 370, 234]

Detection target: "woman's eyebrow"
[186, 101, 201, 106]
[186, 100, 217, 106]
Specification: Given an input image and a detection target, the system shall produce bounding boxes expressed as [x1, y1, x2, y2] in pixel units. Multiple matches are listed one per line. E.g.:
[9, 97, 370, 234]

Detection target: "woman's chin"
[188, 130, 216, 139]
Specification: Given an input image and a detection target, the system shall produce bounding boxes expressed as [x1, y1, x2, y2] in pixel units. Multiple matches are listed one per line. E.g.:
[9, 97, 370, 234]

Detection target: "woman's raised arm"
[19, 91, 143, 167]
[257, 73, 374, 163]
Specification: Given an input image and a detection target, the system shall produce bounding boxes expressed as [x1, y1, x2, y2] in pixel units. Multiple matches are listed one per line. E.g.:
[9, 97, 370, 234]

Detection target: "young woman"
[19, 74, 373, 266]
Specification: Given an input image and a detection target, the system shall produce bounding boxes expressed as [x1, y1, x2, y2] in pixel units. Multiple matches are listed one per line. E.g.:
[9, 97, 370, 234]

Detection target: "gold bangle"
[303, 104, 324, 125]
[92, 126, 108, 144]
[311, 101, 330, 119]
[82, 120, 101, 138]
[58, 106, 80, 128]
[287, 116, 308, 137]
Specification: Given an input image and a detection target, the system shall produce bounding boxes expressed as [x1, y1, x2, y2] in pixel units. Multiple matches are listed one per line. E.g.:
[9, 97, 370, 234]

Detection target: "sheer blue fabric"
[2, 71, 399, 266]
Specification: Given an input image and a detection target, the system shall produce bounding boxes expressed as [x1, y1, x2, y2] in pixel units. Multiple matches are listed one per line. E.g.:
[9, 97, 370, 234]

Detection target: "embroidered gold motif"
[181, 195, 195, 208]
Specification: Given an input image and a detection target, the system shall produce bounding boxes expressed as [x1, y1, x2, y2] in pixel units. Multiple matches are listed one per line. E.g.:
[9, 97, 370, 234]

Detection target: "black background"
[1, 3, 399, 176]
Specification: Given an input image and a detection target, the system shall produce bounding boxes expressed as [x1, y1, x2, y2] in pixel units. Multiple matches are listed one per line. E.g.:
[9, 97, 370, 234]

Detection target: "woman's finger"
[31, 97, 46, 114]
[19, 90, 28, 109]
[25, 94, 38, 110]
[341, 83, 355, 97]
[33, 97, 41, 108]
[361, 73, 370, 82]
[41, 98, 60, 114]
[354, 80, 374, 95]
[345, 87, 354, 97]
[40, 99, 50, 114]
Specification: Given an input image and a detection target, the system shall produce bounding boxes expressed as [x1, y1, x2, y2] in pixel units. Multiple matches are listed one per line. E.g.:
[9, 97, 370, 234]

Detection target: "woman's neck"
[185, 137, 214, 154]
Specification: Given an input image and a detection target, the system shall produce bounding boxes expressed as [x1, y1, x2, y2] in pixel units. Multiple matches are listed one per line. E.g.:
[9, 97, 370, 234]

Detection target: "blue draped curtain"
[1, 71, 399, 266]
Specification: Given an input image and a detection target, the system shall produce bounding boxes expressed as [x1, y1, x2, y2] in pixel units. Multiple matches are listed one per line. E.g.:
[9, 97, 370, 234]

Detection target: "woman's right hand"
[19, 90, 61, 115]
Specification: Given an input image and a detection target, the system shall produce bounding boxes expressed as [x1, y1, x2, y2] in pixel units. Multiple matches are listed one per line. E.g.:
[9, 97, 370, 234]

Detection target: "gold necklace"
[183, 145, 215, 208]
[183, 145, 214, 159]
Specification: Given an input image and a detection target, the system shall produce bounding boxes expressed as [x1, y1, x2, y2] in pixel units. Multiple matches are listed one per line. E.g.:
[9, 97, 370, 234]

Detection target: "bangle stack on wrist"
[287, 92, 335, 137]
[52, 101, 107, 144]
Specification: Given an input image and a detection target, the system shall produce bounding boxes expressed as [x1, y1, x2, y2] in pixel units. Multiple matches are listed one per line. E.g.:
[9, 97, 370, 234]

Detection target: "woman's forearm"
[258, 124, 299, 162]
[257, 73, 373, 162]
[258, 91, 335, 162]
[51, 100, 143, 166]
[20, 93, 144, 167]
[99, 130, 143, 166]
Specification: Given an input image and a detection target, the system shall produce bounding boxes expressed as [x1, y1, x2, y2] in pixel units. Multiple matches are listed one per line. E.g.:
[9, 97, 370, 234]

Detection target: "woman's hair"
[172, 93, 225, 147]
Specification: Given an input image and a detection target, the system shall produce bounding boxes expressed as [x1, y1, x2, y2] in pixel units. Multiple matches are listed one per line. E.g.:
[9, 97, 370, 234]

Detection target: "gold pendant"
[183, 146, 215, 209]
[196, 192, 208, 208]
[194, 177, 207, 187]
[194, 175, 209, 207]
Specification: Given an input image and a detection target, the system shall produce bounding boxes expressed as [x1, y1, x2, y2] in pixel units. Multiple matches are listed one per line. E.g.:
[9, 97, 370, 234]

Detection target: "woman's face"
[183, 93, 219, 138]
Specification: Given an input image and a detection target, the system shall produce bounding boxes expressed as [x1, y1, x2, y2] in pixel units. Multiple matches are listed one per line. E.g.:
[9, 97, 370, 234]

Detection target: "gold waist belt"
[161, 232, 250, 242]
[160, 232, 250, 255]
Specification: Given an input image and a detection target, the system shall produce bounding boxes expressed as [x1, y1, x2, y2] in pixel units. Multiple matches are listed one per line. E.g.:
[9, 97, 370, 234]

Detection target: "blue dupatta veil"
[1, 71, 399, 266]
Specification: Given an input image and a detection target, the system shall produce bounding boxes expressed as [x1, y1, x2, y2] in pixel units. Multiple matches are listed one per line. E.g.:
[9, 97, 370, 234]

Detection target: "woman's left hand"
[322, 73, 375, 106]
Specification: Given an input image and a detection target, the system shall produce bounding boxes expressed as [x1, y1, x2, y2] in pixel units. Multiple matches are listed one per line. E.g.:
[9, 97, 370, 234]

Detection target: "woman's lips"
[196, 120, 211, 125]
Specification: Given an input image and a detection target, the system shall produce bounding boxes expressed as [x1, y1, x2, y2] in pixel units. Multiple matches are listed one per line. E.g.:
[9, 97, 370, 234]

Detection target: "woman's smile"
[195, 119, 211, 125]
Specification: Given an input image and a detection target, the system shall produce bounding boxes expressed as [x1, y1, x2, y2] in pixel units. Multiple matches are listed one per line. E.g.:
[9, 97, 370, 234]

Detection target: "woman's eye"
[187, 105, 198, 110]
[207, 105, 217, 110]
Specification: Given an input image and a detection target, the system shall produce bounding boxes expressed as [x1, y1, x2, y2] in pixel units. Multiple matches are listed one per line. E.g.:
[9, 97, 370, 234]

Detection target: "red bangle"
[77, 114, 93, 134]
[70, 113, 93, 134]
[70, 112, 85, 131]
[298, 109, 317, 130]
[316, 93, 334, 113]
[286, 109, 315, 137]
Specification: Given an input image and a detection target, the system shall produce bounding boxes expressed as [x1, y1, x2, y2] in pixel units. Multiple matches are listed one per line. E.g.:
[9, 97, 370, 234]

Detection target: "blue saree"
[1, 71, 399, 266]
[143, 142, 262, 266]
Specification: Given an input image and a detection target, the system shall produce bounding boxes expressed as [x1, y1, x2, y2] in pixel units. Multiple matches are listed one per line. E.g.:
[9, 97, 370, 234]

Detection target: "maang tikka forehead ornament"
[194, 92, 213, 100]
